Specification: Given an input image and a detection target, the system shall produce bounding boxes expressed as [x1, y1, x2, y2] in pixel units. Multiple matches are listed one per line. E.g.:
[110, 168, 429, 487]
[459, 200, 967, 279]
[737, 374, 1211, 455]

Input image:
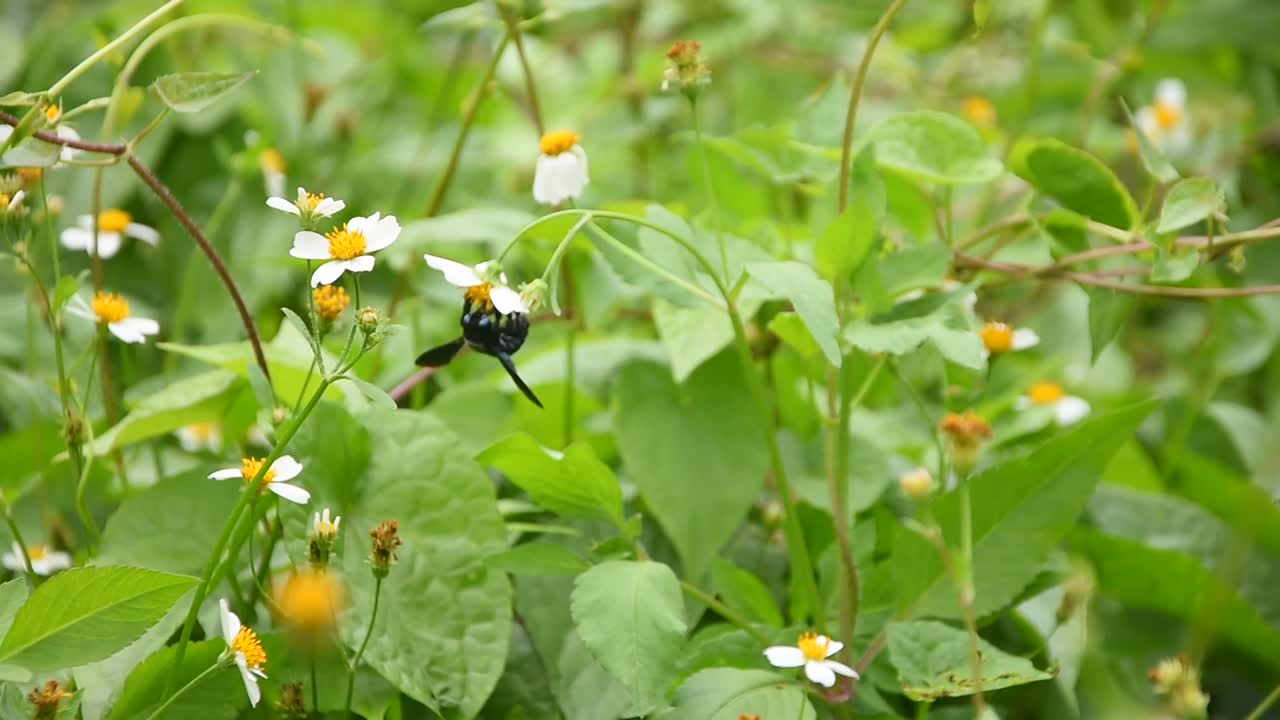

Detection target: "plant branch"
[680, 580, 772, 645]
[345, 577, 384, 717]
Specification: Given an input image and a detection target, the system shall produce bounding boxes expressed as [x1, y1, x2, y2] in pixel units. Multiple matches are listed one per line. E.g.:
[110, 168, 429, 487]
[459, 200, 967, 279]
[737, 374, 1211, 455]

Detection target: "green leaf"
[658, 668, 817, 720]
[52, 274, 80, 315]
[480, 434, 624, 528]
[339, 374, 396, 409]
[870, 111, 1003, 185]
[1149, 245, 1199, 283]
[844, 296, 984, 369]
[74, 592, 190, 720]
[973, 0, 993, 31]
[0, 91, 41, 106]
[571, 560, 687, 714]
[246, 361, 275, 410]
[709, 558, 784, 627]
[486, 541, 589, 576]
[1120, 98, 1179, 184]
[0, 566, 197, 671]
[1157, 177, 1225, 233]
[879, 244, 952, 297]
[613, 355, 769, 579]
[341, 409, 511, 717]
[817, 148, 883, 280]
[888, 403, 1152, 619]
[0, 579, 30, 683]
[1012, 138, 1139, 229]
[107, 640, 244, 720]
[768, 312, 824, 359]
[746, 261, 842, 366]
[95, 472, 240, 575]
[1086, 287, 1133, 363]
[280, 307, 319, 363]
[887, 620, 1053, 700]
[151, 71, 255, 113]
[89, 370, 245, 455]
[652, 299, 734, 383]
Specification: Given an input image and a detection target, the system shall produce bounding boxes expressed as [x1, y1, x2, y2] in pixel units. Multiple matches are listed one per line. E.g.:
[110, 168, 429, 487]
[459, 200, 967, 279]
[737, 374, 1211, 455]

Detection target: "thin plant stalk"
[2, 509, 37, 586]
[680, 580, 771, 645]
[689, 97, 728, 282]
[1245, 683, 1280, 720]
[144, 662, 221, 720]
[345, 577, 384, 717]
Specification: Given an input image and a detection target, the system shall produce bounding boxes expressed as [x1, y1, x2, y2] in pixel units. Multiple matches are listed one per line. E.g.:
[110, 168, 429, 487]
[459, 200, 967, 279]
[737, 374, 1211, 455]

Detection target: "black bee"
[416, 295, 542, 407]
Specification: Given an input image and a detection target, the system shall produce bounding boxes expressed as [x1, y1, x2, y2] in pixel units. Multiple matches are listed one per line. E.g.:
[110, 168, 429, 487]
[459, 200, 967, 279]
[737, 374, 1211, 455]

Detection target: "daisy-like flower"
[175, 421, 223, 454]
[2, 542, 72, 576]
[290, 213, 400, 287]
[259, 148, 287, 199]
[424, 255, 529, 315]
[1134, 79, 1190, 153]
[209, 455, 311, 504]
[219, 599, 267, 707]
[267, 186, 346, 225]
[764, 632, 859, 688]
[67, 291, 160, 344]
[60, 209, 160, 259]
[1016, 381, 1091, 425]
[0, 105, 79, 167]
[312, 508, 341, 543]
[980, 320, 1038, 358]
[533, 130, 589, 206]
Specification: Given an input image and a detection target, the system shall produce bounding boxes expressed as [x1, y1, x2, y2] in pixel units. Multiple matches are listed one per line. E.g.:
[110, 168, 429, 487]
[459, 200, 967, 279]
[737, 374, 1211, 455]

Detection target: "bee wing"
[415, 337, 465, 367]
[496, 352, 543, 408]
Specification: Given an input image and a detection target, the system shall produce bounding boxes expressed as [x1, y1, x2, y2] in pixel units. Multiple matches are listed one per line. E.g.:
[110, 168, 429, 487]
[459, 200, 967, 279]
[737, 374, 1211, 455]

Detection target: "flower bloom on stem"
[27, 679, 72, 720]
[369, 519, 402, 579]
[764, 632, 859, 687]
[2, 542, 71, 576]
[313, 285, 350, 322]
[175, 421, 223, 453]
[66, 292, 160, 344]
[1134, 79, 1190, 153]
[208, 455, 310, 504]
[268, 186, 346, 224]
[533, 130, 589, 206]
[424, 255, 529, 314]
[0, 104, 79, 167]
[309, 507, 341, 567]
[60, 209, 160, 259]
[1016, 381, 1091, 425]
[219, 598, 268, 707]
[662, 39, 711, 94]
[979, 320, 1038, 357]
[275, 568, 346, 644]
[291, 212, 400, 287]
[940, 410, 993, 475]
[259, 148, 287, 199]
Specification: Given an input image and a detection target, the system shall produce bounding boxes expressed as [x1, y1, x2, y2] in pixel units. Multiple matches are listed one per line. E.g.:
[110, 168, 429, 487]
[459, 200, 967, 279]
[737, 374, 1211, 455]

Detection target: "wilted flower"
[1016, 381, 1091, 425]
[980, 320, 1038, 357]
[291, 213, 401, 287]
[27, 679, 72, 720]
[60, 209, 160, 258]
[313, 285, 350, 323]
[275, 569, 346, 643]
[219, 598, 268, 707]
[268, 186, 346, 226]
[533, 130, 589, 206]
[259, 148, 287, 199]
[369, 519, 402, 579]
[662, 40, 711, 95]
[899, 467, 936, 500]
[209, 455, 310, 504]
[66, 292, 160, 344]
[2, 542, 71, 576]
[764, 632, 859, 688]
[940, 410, 992, 474]
[1135, 79, 1190, 153]
[175, 421, 223, 454]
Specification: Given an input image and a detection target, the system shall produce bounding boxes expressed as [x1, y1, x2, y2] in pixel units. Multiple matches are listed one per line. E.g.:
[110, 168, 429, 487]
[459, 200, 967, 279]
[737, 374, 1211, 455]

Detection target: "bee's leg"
[496, 351, 543, 408]
[415, 337, 465, 367]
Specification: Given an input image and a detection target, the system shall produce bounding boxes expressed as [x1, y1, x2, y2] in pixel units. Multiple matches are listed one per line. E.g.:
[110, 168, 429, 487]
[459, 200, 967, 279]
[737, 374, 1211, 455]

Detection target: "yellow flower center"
[17, 167, 42, 184]
[260, 148, 286, 175]
[1154, 101, 1182, 130]
[303, 192, 325, 210]
[313, 285, 350, 321]
[326, 224, 366, 261]
[1028, 382, 1065, 405]
[980, 322, 1014, 353]
[539, 130, 580, 156]
[98, 209, 132, 233]
[27, 545, 47, 561]
[240, 457, 277, 487]
[0, 193, 9, 208]
[45, 105, 61, 123]
[232, 625, 267, 670]
[92, 291, 131, 323]
[465, 283, 494, 311]
[962, 96, 995, 127]
[797, 632, 829, 662]
[276, 570, 346, 634]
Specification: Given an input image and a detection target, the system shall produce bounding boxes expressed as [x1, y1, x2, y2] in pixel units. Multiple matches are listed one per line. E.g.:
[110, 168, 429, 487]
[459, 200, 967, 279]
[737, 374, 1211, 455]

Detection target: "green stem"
[345, 577, 383, 717]
[689, 97, 728, 281]
[47, 0, 184, 98]
[680, 580, 771, 645]
[581, 222, 725, 309]
[126, 108, 170, 152]
[144, 662, 222, 720]
[1245, 683, 1280, 720]
[2, 509, 37, 586]
[498, 5, 545, 135]
[957, 480, 986, 715]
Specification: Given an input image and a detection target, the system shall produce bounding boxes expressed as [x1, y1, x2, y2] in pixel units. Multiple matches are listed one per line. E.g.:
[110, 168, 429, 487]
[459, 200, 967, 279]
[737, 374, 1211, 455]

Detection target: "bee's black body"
[416, 299, 542, 407]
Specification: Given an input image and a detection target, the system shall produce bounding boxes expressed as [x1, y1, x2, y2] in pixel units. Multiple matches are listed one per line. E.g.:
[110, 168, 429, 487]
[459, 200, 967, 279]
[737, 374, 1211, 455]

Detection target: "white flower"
[60, 209, 160, 259]
[219, 599, 267, 707]
[2, 542, 72, 576]
[290, 212, 400, 287]
[0, 105, 79, 166]
[66, 292, 160, 344]
[209, 455, 310, 504]
[1016, 381, 1091, 425]
[267, 186, 345, 220]
[1135, 78, 1190, 152]
[259, 148, 287, 199]
[312, 508, 341, 541]
[423, 254, 528, 315]
[979, 321, 1038, 359]
[533, 130, 589, 206]
[175, 421, 223, 453]
[764, 632, 860, 688]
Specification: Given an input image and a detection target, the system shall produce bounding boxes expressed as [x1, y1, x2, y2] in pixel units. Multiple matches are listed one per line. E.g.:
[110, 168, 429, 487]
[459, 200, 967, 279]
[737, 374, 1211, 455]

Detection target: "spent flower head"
[663, 40, 711, 96]
[28, 679, 72, 720]
[370, 519, 402, 579]
[899, 467, 936, 500]
[278, 682, 308, 718]
[939, 410, 992, 474]
[1149, 654, 1209, 719]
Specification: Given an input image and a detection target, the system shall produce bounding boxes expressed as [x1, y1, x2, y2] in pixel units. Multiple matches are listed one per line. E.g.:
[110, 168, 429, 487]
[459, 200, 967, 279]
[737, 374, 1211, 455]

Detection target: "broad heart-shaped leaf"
[657, 668, 816, 720]
[107, 639, 244, 720]
[613, 354, 769, 579]
[1012, 138, 1139, 229]
[479, 434, 624, 528]
[95, 471, 239, 575]
[0, 566, 197, 671]
[887, 620, 1052, 700]
[571, 561, 688, 715]
[89, 370, 245, 454]
[75, 591, 190, 720]
[869, 111, 1003, 185]
[1120, 97, 1179, 184]
[151, 71, 255, 113]
[1157, 176, 1225, 233]
[844, 294, 984, 369]
[889, 403, 1152, 620]
[341, 409, 511, 718]
[746, 261, 842, 366]
[652, 299, 734, 383]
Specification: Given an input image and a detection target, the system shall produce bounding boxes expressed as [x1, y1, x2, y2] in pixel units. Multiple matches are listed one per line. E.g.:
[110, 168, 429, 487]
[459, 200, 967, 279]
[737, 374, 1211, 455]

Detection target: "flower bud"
[899, 467, 936, 500]
[28, 680, 71, 720]
[519, 279, 548, 313]
[369, 519, 402, 579]
[309, 508, 341, 568]
[939, 410, 992, 476]
[662, 40, 711, 97]
[357, 306, 382, 336]
[278, 682, 308, 718]
[271, 406, 290, 427]
[313, 285, 350, 324]
[62, 409, 86, 447]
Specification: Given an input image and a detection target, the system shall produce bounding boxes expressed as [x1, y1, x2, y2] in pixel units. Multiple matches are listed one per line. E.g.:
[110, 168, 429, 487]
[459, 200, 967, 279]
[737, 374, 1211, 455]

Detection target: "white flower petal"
[108, 321, 147, 344]
[424, 254, 484, 287]
[291, 231, 332, 261]
[219, 598, 240, 645]
[209, 468, 242, 481]
[269, 455, 303, 482]
[237, 656, 262, 707]
[490, 285, 529, 315]
[361, 214, 401, 252]
[56, 125, 80, 163]
[268, 481, 311, 505]
[264, 170, 286, 199]
[1012, 328, 1040, 350]
[267, 196, 301, 215]
[125, 223, 160, 246]
[310, 260, 348, 287]
[533, 150, 588, 206]
[1056, 396, 1092, 425]
[65, 294, 94, 320]
[345, 255, 375, 274]
[45, 551, 72, 571]
[314, 198, 345, 217]
[805, 660, 837, 687]
[826, 660, 860, 679]
[59, 227, 91, 251]
[824, 640, 844, 658]
[116, 317, 159, 338]
[90, 232, 123, 259]
[763, 646, 806, 668]
[1, 544, 24, 572]
[1156, 78, 1187, 109]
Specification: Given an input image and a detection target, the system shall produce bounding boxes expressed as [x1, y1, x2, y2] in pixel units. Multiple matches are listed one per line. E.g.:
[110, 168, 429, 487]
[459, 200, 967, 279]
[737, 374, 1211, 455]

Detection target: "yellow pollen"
[240, 457, 277, 487]
[1028, 382, 1065, 405]
[0, 194, 9, 208]
[313, 285, 350, 321]
[232, 625, 267, 670]
[962, 96, 996, 127]
[980, 322, 1014, 353]
[465, 283, 494, 311]
[97, 209, 132, 233]
[303, 192, 325, 210]
[539, 130, 580, 156]
[260, 148, 286, 175]
[45, 105, 61, 122]
[27, 545, 47, 561]
[17, 167, 43, 184]
[92, 291, 131, 324]
[326, 224, 367, 261]
[797, 632, 829, 662]
[1153, 101, 1182, 130]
